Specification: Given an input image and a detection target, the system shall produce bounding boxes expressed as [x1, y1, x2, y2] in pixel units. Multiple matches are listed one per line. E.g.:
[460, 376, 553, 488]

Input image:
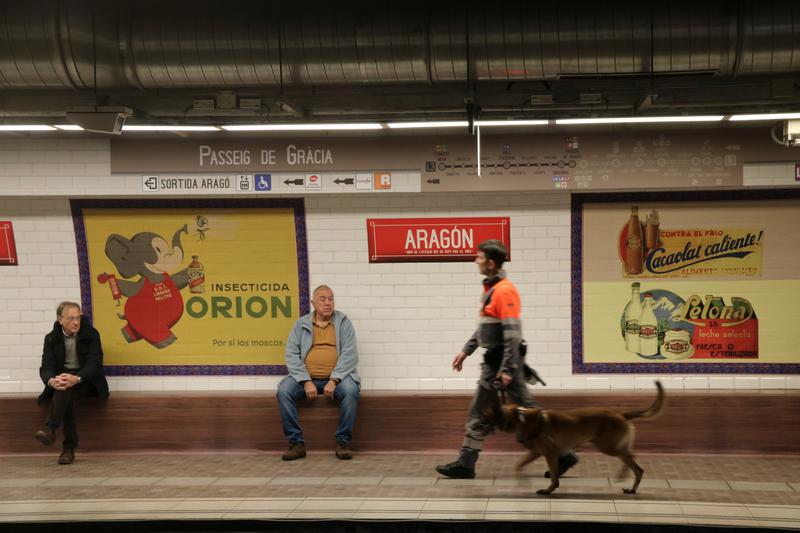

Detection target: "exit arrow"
[284, 178, 304, 185]
[334, 178, 354, 185]
[427, 178, 440, 184]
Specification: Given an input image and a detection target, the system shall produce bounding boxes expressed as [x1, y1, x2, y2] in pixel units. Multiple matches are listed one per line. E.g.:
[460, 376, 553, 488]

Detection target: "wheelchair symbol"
[255, 174, 272, 191]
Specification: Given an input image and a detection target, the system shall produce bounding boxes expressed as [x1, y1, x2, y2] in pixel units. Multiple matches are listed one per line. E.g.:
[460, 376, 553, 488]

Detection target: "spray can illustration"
[97, 272, 122, 306]
[188, 255, 205, 294]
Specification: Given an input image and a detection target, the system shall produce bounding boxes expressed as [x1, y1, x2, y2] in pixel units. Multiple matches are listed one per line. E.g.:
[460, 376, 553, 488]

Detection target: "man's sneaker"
[544, 453, 579, 478]
[281, 442, 306, 461]
[435, 461, 475, 479]
[35, 428, 55, 446]
[335, 442, 352, 460]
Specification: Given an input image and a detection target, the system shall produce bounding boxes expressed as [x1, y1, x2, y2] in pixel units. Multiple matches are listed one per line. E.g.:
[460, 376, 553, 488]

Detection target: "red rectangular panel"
[0, 221, 18, 266]
[366, 217, 510, 263]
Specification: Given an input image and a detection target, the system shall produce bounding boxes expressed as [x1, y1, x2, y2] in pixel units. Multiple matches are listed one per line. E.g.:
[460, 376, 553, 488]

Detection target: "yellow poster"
[616, 206, 763, 277]
[74, 201, 307, 374]
[582, 280, 799, 365]
[575, 193, 800, 373]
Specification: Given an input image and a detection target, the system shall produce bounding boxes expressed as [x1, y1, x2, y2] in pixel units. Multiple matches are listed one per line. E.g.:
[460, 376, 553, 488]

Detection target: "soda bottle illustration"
[188, 255, 205, 293]
[644, 209, 660, 250]
[624, 206, 644, 275]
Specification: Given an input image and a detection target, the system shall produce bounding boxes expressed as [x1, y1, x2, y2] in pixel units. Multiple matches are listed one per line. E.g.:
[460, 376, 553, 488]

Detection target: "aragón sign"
[366, 217, 510, 263]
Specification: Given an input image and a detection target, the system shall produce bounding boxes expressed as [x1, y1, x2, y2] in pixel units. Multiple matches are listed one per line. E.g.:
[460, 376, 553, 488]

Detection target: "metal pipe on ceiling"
[0, 1, 798, 90]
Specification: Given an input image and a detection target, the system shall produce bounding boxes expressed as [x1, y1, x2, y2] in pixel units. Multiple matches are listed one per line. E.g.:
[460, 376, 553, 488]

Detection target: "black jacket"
[37, 316, 110, 405]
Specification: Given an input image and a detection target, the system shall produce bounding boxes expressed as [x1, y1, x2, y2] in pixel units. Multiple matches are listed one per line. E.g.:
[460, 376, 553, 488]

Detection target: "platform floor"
[0, 451, 799, 529]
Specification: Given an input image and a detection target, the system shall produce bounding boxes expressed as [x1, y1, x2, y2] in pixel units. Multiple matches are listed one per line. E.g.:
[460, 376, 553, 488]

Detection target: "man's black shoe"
[436, 461, 475, 479]
[35, 428, 55, 446]
[544, 453, 579, 478]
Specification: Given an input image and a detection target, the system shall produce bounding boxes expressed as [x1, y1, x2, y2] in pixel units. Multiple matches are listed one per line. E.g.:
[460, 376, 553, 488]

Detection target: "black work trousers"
[46, 377, 84, 449]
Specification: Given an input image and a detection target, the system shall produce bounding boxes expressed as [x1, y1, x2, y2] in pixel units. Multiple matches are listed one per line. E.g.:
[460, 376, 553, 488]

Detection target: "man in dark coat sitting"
[35, 301, 109, 464]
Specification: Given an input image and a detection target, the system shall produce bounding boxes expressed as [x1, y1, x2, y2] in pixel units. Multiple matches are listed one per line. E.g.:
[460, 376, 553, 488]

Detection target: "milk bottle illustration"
[624, 282, 642, 353]
[638, 292, 659, 356]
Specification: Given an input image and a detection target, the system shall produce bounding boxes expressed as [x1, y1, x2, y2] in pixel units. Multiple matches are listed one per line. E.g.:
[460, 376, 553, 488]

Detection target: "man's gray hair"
[312, 285, 333, 297]
[57, 301, 81, 317]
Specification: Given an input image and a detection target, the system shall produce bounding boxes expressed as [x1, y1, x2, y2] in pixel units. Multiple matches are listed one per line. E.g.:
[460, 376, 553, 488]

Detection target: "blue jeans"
[276, 375, 359, 445]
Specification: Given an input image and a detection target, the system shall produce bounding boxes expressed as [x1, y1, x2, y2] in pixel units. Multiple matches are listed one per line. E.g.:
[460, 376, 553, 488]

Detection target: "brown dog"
[486, 381, 665, 495]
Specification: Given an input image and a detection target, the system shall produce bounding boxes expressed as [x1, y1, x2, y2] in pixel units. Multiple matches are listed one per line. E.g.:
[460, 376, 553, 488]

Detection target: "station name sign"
[199, 144, 333, 167]
[0, 221, 18, 266]
[111, 130, 795, 193]
[111, 138, 424, 173]
[366, 217, 510, 263]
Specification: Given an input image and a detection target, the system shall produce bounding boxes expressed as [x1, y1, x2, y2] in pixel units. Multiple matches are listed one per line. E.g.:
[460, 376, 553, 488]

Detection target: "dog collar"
[517, 409, 548, 443]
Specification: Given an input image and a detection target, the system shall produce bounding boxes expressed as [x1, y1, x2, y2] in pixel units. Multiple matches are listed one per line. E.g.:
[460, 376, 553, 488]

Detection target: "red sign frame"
[0, 221, 18, 266]
[366, 217, 510, 263]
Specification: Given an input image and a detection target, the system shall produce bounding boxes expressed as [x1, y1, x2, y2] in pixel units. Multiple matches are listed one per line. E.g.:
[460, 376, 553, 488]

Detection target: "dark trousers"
[46, 381, 84, 449]
[457, 357, 577, 470]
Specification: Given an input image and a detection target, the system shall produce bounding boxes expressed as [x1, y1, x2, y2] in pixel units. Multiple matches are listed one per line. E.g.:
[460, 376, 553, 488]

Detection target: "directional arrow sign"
[426, 178, 440, 184]
[334, 178, 355, 185]
[284, 178, 304, 185]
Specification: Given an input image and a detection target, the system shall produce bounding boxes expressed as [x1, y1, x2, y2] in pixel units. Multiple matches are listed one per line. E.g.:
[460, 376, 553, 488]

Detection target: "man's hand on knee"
[324, 379, 337, 400]
[59, 374, 80, 388]
[49, 375, 70, 390]
[303, 381, 317, 400]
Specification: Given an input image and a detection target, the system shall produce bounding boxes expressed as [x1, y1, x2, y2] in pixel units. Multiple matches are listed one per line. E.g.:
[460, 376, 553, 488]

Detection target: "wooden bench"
[0, 390, 798, 454]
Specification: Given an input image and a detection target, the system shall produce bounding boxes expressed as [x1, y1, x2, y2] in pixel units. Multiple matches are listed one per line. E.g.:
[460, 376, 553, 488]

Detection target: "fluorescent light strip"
[729, 112, 800, 121]
[556, 116, 724, 125]
[386, 121, 469, 129]
[0, 125, 56, 131]
[474, 120, 548, 126]
[222, 123, 382, 131]
[122, 125, 220, 131]
[35, 114, 788, 132]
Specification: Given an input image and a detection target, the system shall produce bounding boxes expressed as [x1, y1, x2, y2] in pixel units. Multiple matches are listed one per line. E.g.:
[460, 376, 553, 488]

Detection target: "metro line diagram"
[433, 159, 578, 171]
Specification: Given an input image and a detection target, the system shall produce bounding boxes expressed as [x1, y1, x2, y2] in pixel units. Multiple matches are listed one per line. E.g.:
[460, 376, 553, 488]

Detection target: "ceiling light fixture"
[474, 120, 549, 127]
[122, 125, 220, 131]
[222, 123, 382, 131]
[729, 112, 800, 121]
[0, 125, 56, 131]
[555, 116, 724, 125]
[35, 113, 790, 134]
[386, 121, 470, 129]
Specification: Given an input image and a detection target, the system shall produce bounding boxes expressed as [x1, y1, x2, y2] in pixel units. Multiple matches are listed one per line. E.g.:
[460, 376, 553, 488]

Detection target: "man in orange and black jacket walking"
[436, 239, 578, 479]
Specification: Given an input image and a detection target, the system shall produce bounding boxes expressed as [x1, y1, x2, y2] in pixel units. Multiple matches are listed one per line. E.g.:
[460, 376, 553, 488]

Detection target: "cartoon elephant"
[105, 225, 189, 349]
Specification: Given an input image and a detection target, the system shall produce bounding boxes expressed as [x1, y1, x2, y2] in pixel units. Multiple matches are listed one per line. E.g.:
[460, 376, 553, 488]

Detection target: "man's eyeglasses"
[61, 316, 81, 323]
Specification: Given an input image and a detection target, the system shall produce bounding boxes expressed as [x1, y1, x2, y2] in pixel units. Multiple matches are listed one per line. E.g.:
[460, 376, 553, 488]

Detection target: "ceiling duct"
[1, 1, 799, 90]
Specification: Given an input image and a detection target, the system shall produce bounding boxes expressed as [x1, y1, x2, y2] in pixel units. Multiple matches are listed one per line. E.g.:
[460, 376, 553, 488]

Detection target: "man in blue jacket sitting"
[277, 285, 360, 461]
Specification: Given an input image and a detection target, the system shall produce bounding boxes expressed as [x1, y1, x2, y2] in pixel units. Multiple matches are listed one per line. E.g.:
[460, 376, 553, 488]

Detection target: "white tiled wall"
[0, 139, 795, 393]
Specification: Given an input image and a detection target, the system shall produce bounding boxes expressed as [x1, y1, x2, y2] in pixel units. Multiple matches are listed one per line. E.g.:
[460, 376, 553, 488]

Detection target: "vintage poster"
[617, 206, 762, 278]
[574, 191, 800, 373]
[71, 199, 308, 375]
